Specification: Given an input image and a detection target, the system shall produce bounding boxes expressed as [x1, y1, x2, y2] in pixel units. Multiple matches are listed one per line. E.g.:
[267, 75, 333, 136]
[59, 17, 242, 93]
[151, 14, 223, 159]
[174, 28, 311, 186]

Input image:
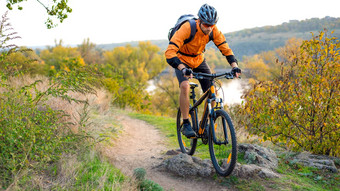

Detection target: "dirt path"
[102, 114, 230, 191]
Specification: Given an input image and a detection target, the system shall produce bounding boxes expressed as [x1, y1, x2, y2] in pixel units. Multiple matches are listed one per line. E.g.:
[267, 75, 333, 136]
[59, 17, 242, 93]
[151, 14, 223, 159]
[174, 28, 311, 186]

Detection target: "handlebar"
[192, 71, 236, 80]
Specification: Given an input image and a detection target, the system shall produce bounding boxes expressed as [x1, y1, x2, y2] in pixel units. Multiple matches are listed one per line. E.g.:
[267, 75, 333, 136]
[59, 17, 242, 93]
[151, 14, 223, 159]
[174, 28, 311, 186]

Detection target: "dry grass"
[54, 153, 81, 189]
[3, 75, 112, 130]
[1, 75, 140, 190]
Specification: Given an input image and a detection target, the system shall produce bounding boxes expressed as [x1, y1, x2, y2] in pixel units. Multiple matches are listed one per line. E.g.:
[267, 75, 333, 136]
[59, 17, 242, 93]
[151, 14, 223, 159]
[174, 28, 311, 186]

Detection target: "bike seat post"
[189, 82, 198, 104]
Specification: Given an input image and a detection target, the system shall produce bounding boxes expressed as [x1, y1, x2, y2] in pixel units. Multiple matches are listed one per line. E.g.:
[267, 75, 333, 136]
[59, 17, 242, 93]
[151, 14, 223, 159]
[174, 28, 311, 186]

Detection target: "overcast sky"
[1, 0, 340, 47]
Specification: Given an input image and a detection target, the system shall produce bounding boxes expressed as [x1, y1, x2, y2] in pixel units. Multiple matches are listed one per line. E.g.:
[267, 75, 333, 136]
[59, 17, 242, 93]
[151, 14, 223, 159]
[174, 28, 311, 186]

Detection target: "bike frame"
[189, 72, 232, 145]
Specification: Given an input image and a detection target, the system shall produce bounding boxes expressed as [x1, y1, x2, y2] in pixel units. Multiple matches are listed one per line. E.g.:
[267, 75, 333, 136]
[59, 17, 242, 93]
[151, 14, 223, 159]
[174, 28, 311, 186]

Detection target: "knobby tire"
[208, 109, 237, 176]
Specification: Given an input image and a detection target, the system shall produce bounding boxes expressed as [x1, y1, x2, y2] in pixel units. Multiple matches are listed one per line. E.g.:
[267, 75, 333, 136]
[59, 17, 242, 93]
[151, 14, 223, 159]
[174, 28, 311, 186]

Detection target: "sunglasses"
[202, 23, 215, 28]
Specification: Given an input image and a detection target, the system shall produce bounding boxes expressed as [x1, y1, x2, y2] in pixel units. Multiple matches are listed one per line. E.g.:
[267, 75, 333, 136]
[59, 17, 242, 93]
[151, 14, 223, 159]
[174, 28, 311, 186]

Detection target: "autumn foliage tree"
[242, 54, 271, 82]
[242, 38, 304, 83]
[242, 30, 340, 156]
[150, 67, 180, 116]
[100, 41, 167, 110]
[78, 38, 103, 65]
[40, 45, 85, 75]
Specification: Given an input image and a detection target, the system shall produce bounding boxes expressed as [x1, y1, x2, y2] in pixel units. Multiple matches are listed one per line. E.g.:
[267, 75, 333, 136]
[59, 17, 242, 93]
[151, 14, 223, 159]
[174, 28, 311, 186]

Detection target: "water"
[146, 80, 156, 92]
[146, 79, 245, 105]
[220, 79, 245, 105]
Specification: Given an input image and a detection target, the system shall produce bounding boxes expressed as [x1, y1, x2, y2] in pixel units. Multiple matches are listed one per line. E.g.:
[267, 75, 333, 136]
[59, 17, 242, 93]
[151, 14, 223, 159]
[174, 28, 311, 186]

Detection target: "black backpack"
[168, 14, 213, 44]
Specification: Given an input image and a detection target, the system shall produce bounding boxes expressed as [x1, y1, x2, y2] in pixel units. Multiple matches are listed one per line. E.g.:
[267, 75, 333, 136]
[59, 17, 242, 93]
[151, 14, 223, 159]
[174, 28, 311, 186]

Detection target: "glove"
[181, 68, 193, 76]
[231, 67, 241, 76]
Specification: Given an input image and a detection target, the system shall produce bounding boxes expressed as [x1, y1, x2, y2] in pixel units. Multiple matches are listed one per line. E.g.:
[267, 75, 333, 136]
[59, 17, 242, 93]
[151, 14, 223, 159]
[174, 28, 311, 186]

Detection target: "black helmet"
[198, 4, 219, 25]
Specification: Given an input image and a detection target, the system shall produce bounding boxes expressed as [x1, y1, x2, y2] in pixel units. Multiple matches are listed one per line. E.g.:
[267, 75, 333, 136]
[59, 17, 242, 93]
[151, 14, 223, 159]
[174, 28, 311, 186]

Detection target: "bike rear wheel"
[176, 108, 198, 155]
[208, 109, 237, 176]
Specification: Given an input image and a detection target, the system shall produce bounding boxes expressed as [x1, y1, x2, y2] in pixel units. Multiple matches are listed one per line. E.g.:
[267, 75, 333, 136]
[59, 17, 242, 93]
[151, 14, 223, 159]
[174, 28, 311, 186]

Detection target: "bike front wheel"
[176, 108, 197, 155]
[208, 109, 237, 176]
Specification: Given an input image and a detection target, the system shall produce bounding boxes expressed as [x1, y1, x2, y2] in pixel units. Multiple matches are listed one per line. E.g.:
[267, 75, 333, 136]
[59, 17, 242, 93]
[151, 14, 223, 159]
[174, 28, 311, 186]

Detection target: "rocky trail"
[103, 114, 229, 191]
[98, 112, 339, 191]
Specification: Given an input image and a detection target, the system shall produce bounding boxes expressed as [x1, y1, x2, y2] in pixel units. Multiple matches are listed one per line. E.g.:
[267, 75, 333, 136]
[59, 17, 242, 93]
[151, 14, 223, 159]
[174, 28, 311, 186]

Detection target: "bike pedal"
[186, 133, 197, 139]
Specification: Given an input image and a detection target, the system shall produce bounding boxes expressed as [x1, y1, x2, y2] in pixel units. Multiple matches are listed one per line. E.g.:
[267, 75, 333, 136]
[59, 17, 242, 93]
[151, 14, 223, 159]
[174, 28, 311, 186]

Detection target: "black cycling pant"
[175, 59, 212, 93]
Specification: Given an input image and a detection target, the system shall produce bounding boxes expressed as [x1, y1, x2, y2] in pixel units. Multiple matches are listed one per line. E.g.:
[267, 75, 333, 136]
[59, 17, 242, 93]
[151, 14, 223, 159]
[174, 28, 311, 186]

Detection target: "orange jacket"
[165, 20, 237, 69]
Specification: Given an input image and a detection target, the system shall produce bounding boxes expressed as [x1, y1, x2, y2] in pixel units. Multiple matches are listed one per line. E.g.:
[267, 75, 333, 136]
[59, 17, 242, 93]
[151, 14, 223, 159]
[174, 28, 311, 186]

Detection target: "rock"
[158, 144, 281, 179]
[158, 153, 214, 177]
[258, 168, 281, 178]
[232, 163, 281, 179]
[231, 163, 260, 178]
[232, 144, 281, 179]
[238, 143, 278, 170]
[165, 149, 180, 155]
[193, 157, 215, 177]
[158, 151, 281, 179]
[159, 143, 339, 180]
[293, 152, 338, 173]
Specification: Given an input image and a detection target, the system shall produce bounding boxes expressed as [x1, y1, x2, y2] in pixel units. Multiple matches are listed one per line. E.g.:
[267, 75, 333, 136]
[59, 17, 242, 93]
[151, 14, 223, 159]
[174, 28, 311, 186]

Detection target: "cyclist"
[165, 3, 241, 138]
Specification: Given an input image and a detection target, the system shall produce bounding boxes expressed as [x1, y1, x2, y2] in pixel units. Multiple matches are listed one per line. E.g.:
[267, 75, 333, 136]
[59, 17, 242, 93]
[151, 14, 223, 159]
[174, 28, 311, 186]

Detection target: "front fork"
[207, 97, 228, 145]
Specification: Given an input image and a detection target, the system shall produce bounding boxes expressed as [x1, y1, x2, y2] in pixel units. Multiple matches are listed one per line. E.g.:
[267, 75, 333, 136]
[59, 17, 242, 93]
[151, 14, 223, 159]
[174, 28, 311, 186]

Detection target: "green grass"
[133, 168, 164, 191]
[128, 112, 212, 159]
[73, 150, 126, 190]
[52, 149, 128, 190]
[274, 159, 340, 191]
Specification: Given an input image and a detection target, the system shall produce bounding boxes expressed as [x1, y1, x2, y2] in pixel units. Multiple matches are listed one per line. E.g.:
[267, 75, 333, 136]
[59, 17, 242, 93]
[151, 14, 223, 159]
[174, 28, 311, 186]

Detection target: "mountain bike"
[176, 71, 237, 177]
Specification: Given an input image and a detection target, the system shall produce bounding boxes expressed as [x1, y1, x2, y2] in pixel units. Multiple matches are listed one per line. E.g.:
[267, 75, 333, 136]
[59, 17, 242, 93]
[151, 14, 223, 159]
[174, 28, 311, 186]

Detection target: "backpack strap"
[183, 19, 197, 44]
[172, 19, 214, 46]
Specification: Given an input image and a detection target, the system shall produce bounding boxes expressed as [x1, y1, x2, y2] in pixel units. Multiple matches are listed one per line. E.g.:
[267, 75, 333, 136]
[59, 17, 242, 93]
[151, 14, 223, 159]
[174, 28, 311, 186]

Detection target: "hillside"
[98, 16, 340, 60]
[225, 16, 340, 59]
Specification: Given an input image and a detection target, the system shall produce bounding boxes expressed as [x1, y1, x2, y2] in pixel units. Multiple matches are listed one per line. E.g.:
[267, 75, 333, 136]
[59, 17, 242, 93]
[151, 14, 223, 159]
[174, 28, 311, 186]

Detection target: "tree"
[102, 42, 166, 84]
[39, 45, 84, 72]
[99, 42, 167, 110]
[5, 0, 72, 28]
[3, 47, 47, 75]
[138, 41, 166, 79]
[103, 45, 149, 84]
[259, 50, 279, 78]
[78, 38, 103, 65]
[242, 54, 271, 81]
[275, 38, 303, 64]
[150, 67, 180, 116]
[242, 30, 340, 156]
[242, 38, 304, 82]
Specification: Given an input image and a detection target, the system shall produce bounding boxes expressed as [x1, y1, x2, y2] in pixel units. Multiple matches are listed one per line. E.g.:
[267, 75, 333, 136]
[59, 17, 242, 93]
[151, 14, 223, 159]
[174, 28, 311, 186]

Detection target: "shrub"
[242, 30, 340, 156]
[0, 11, 97, 187]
